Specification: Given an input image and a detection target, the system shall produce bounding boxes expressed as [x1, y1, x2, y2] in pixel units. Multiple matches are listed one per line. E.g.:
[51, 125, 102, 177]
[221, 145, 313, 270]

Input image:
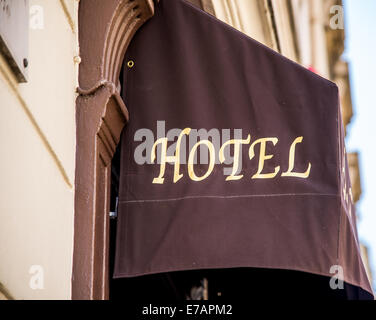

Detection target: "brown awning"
[113, 0, 373, 298]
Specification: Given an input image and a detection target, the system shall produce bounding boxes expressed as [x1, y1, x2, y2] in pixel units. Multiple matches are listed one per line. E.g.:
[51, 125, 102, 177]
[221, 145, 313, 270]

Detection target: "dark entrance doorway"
[108, 142, 207, 301]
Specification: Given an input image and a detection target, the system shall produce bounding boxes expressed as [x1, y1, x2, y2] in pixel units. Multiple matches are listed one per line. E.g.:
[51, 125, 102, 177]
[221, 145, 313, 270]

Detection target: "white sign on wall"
[0, 0, 29, 82]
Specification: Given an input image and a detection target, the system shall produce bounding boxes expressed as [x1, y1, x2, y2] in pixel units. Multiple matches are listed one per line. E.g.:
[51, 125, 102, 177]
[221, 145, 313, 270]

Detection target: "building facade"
[0, 0, 372, 299]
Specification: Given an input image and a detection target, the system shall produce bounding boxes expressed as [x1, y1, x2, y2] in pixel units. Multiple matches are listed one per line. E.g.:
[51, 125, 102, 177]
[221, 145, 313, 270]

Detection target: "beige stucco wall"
[210, 0, 278, 51]
[0, 0, 79, 299]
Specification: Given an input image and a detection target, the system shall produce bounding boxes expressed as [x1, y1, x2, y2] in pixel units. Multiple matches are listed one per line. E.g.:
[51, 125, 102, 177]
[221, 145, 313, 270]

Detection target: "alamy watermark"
[329, 265, 344, 290]
[30, 5, 44, 30]
[29, 265, 44, 290]
[329, 5, 344, 30]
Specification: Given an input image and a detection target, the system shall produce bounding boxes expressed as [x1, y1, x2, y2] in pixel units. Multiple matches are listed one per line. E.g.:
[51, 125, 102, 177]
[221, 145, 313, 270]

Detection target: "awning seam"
[119, 193, 338, 204]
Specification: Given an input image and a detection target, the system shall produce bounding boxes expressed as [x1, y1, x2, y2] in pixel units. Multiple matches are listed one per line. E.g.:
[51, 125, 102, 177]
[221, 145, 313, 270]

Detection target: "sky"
[342, 0, 376, 289]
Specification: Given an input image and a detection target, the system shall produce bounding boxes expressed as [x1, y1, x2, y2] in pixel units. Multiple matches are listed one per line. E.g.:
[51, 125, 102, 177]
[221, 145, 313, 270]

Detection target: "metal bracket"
[109, 197, 119, 219]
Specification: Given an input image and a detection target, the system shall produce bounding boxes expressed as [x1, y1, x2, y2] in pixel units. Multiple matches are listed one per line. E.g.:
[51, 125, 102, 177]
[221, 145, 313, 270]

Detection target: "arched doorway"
[73, 0, 210, 301]
[72, 0, 157, 300]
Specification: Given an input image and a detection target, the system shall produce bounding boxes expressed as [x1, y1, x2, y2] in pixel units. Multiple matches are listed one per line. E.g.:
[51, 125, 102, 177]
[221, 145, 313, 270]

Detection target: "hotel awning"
[113, 0, 373, 299]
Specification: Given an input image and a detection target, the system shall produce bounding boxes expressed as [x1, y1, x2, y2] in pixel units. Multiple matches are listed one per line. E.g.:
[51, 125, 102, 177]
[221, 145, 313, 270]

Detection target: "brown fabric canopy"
[113, 0, 373, 298]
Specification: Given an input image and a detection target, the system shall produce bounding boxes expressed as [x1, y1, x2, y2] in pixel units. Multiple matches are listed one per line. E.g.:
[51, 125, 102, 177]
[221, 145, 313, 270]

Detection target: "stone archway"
[72, 0, 156, 300]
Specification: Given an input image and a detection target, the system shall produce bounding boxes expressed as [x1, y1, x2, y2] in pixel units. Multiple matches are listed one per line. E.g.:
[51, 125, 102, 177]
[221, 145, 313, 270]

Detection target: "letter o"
[188, 140, 215, 181]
